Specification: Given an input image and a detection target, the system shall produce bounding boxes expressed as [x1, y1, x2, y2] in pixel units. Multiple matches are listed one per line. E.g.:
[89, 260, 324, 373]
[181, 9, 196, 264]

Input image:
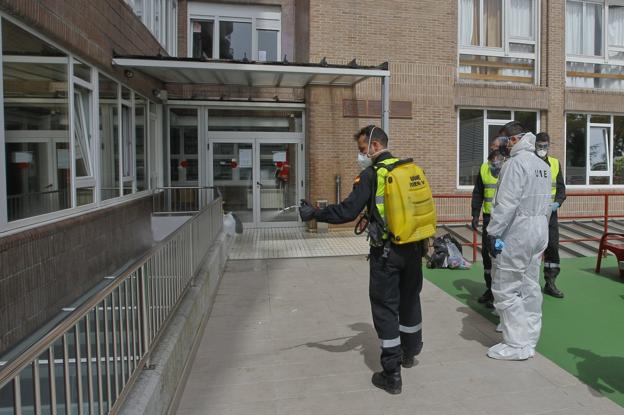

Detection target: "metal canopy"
[112, 56, 391, 130]
[112, 56, 389, 88]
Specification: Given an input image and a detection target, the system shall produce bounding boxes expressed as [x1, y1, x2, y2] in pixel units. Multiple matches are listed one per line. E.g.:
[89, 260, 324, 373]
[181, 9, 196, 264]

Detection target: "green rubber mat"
[424, 255, 624, 408]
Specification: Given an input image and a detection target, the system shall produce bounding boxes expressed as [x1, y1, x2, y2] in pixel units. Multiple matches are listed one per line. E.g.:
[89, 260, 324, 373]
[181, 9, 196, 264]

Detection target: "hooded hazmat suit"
[486, 133, 552, 360]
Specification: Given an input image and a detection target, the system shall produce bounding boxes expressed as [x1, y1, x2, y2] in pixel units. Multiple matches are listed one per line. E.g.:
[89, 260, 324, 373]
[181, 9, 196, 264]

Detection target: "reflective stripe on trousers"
[544, 262, 560, 269]
[399, 323, 422, 334]
[380, 337, 401, 348]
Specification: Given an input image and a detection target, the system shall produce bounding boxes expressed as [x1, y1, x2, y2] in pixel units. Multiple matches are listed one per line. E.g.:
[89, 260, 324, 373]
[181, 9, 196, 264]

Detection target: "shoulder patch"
[353, 175, 361, 185]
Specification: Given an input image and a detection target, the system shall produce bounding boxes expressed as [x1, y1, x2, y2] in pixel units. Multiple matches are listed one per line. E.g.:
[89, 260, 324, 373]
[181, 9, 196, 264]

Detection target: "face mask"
[356, 126, 376, 169]
[536, 142, 549, 159]
[357, 152, 372, 169]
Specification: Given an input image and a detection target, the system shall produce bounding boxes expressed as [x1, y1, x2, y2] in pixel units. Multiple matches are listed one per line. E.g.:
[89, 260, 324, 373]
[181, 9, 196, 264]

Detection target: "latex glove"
[488, 236, 505, 258]
[471, 216, 480, 231]
[550, 202, 560, 212]
[299, 199, 318, 221]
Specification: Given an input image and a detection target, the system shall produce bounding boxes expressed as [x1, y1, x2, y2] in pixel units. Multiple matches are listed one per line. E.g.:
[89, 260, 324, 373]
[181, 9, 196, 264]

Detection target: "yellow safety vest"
[548, 156, 560, 201]
[479, 162, 498, 214]
[374, 158, 400, 239]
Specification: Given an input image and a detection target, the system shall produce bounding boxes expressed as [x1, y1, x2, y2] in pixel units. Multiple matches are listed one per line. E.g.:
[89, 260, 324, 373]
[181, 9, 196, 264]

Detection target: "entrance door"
[209, 138, 302, 227]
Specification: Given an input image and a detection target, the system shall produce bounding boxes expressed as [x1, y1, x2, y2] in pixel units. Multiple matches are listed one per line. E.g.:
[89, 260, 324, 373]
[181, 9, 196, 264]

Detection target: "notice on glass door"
[239, 149, 252, 168]
[272, 151, 287, 163]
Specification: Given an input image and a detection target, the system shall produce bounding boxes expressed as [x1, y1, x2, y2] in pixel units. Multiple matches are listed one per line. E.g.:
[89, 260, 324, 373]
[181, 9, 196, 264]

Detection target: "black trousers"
[481, 214, 492, 289]
[544, 212, 560, 269]
[369, 242, 424, 373]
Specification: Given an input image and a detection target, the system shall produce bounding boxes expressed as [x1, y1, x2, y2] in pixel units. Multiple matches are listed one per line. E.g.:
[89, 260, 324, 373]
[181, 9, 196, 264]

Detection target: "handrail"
[432, 191, 624, 262]
[0, 191, 224, 414]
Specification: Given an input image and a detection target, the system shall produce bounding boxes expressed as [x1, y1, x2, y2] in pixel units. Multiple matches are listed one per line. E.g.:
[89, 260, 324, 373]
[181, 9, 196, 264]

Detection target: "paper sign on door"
[272, 151, 286, 162]
[239, 149, 252, 168]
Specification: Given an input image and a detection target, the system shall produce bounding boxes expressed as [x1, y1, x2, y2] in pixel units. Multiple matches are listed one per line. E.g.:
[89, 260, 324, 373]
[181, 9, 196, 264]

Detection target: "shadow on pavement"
[568, 347, 624, 396]
[305, 322, 380, 372]
[453, 278, 493, 311]
[583, 266, 623, 283]
[456, 306, 497, 347]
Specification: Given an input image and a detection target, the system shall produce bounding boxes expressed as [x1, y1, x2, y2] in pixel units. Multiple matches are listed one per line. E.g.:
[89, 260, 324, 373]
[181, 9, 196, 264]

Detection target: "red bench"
[595, 233, 624, 280]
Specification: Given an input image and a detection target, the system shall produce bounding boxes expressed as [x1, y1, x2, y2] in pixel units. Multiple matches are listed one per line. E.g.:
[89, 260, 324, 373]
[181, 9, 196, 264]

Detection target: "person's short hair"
[500, 121, 526, 137]
[536, 132, 550, 143]
[354, 125, 388, 147]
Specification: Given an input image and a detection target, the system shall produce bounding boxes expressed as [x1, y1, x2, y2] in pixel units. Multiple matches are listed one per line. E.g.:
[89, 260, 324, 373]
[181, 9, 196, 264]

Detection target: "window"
[135, 95, 147, 192]
[207, 109, 303, 132]
[188, 3, 281, 61]
[566, 113, 624, 185]
[192, 20, 214, 59]
[458, 0, 538, 84]
[0, 17, 158, 230]
[566, 1, 624, 89]
[99, 75, 119, 201]
[126, 0, 178, 56]
[2, 19, 71, 221]
[169, 108, 198, 186]
[458, 108, 539, 186]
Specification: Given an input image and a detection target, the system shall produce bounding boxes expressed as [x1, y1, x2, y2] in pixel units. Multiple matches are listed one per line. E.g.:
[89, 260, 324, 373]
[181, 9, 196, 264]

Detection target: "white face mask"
[356, 127, 375, 170]
[357, 152, 372, 169]
[537, 149, 547, 158]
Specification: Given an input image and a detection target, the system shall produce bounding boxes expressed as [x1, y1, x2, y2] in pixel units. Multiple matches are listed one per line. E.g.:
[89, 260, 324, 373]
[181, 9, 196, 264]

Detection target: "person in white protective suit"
[486, 121, 552, 361]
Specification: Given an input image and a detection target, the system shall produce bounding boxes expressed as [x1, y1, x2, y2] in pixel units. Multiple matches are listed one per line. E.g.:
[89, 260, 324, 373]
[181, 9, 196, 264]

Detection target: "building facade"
[0, 0, 623, 351]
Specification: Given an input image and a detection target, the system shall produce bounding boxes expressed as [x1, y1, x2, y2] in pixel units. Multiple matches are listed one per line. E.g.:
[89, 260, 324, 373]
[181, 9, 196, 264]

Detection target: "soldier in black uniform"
[535, 132, 567, 298]
[299, 125, 424, 395]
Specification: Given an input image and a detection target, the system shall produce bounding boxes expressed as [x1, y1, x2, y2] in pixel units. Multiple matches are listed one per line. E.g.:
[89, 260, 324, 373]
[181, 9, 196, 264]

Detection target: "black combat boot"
[544, 268, 564, 298]
[371, 370, 402, 394]
[478, 288, 494, 308]
[402, 342, 423, 368]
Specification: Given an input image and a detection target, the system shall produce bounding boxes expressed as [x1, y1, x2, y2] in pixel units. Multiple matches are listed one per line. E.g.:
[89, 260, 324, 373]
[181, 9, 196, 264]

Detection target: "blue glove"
[495, 239, 505, 251]
[488, 236, 505, 258]
[550, 202, 560, 212]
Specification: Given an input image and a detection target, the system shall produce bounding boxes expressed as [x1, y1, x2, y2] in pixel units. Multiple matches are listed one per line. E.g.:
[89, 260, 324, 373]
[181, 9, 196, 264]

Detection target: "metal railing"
[152, 187, 217, 215]
[0, 192, 223, 415]
[434, 192, 624, 262]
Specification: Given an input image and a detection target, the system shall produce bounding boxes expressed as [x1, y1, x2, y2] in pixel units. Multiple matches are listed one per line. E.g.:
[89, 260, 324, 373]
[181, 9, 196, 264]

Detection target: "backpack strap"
[377, 158, 413, 172]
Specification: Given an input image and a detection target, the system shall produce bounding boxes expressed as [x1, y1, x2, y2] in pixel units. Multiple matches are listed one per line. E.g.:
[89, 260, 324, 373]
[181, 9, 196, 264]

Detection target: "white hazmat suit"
[486, 133, 552, 360]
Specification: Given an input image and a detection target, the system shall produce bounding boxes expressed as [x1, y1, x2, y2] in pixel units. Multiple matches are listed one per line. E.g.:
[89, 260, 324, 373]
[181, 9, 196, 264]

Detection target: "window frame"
[187, 2, 282, 61]
[566, 0, 624, 65]
[564, 112, 624, 187]
[0, 13, 158, 234]
[458, 0, 541, 84]
[456, 107, 541, 190]
[72, 60, 97, 203]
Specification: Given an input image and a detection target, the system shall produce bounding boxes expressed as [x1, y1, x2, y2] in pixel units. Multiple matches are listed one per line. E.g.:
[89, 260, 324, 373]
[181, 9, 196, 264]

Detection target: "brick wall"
[0, 0, 164, 98]
[304, 0, 624, 232]
[0, 196, 154, 355]
[305, 0, 460, 230]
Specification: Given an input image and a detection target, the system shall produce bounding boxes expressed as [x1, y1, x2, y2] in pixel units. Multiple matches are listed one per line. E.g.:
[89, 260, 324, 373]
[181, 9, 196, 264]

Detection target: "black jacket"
[471, 172, 488, 219]
[315, 152, 395, 224]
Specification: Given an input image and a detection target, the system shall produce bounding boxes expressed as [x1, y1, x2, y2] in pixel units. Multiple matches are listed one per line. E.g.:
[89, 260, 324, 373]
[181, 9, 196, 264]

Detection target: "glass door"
[209, 138, 301, 227]
[211, 140, 254, 223]
[257, 142, 299, 224]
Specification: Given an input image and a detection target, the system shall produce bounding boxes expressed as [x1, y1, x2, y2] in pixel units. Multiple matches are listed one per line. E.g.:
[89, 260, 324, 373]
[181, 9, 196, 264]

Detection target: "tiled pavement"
[176, 256, 624, 415]
[228, 228, 369, 260]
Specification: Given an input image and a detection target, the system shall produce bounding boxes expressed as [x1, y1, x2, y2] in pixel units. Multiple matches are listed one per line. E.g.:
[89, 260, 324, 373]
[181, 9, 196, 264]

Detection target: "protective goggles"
[497, 132, 527, 145]
[535, 142, 549, 152]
